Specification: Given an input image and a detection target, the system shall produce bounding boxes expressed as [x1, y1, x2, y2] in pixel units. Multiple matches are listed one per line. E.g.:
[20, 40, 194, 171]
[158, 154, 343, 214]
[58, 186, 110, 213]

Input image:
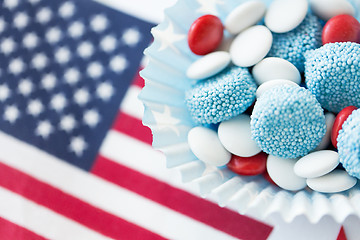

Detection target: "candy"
[315, 112, 335, 150]
[230, 25, 273, 67]
[251, 85, 326, 158]
[306, 170, 357, 193]
[322, 14, 360, 45]
[188, 15, 223, 55]
[255, 79, 299, 98]
[331, 106, 357, 148]
[218, 114, 261, 157]
[309, 0, 355, 21]
[188, 126, 231, 167]
[227, 152, 267, 176]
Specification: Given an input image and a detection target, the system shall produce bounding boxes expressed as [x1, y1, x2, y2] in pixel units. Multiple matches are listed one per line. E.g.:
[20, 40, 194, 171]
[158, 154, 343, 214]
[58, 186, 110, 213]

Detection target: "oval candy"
[315, 112, 336, 150]
[188, 126, 231, 166]
[186, 51, 231, 80]
[255, 79, 299, 98]
[322, 14, 360, 45]
[309, 0, 355, 21]
[227, 152, 267, 176]
[306, 170, 357, 193]
[331, 106, 357, 148]
[294, 150, 339, 178]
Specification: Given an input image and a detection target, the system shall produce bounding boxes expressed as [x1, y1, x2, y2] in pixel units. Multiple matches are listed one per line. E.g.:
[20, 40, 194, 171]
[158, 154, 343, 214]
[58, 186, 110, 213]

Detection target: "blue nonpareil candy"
[185, 66, 256, 124]
[251, 85, 326, 159]
[305, 42, 360, 113]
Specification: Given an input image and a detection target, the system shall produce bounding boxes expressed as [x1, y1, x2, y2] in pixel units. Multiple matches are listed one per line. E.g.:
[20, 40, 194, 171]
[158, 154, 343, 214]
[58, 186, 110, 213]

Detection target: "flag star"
[36, 7, 52, 24]
[14, 12, 29, 29]
[0, 18, 6, 33]
[46, 27, 62, 44]
[122, 28, 141, 47]
[35, 120, 53, 139]
[59, 1, 76, 19]
[28, 0, 41, 4]
[64, 68, 80, 85]
[109, 55, 128, 73]
[0, 84, 11, 101]
[151, 21, 186, 52]
[9, 58, 25, 75]
[151, 106, 181, 135]
[4, 0, 19, 10]
[41, 73, 57, 90]
[74, 88, 90, 106]
[50, 93, 67, 112]
[18, 78, 33, 96]
[27, 99, 44, 116]
[90, 14, 108, 32]
[69, 136, 87, 156]
[60, 114, 76, 132]
[4, 105, 20, 123]
[77, 41, 94, 59]
[196, 0, 224, 15]
[87, 62, 103, 79]
[55, 47, 71, 64]
[96, 82, 114, 101]
[100, 35, 117, 53]
[23, 32, 39, 49]
[0, 37, 16, 55]
[83, 109, 100, 127]
[68, 21, 85, 39]
[32, 53, 48, 70]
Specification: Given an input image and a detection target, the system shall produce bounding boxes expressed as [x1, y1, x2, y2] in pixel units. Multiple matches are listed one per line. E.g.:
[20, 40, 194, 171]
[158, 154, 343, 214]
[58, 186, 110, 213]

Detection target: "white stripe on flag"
[120, 85, 144, 119]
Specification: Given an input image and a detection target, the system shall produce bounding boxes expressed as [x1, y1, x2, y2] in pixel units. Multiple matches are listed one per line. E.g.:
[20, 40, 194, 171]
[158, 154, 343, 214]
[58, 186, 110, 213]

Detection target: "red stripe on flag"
[92, 155, 273, 240]
[0, 217, 46, 240]
[132, 68, 145, 88]
[112, 111, 152, 145]
[0, 161, 165, 240]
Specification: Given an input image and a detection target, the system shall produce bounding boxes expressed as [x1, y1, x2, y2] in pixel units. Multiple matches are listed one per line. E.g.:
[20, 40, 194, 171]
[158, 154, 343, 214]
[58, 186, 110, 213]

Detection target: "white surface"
[310, 0, 355, 21]
[307, 170, 357, 193]
[315, 112, 336, 151]
[256, 79, 299, 98]
[294, 150, 339, 178]
[252, 57, 301, 85]
[230, 25, 273, 67]
[265, 0, 308, 33]
[186, 51, 231, 80]
[225, 0, 267, 35]
[218, 114, 261, 157]
[267, 155, 307, 191]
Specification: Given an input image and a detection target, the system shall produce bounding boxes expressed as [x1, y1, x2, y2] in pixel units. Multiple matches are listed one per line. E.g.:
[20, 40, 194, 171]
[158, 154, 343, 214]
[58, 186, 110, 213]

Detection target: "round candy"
[218, 114, 261, 157]
[251, 85, 326, 159]
[331, 106, 357, 148]
[322, 14, 360, 45]
[186, 51, 231, 80]
[188, 126, 231, 166]
[294, 150, 339, 178]
[252, 57, 301, 85]
[227, 152, 267, 176]
[230, 25, 273, 67]
[185, 66, 257, 124]
[188, 15, 223, 55]
[315, 112, 335, 150]
[305, 42, 360, 113]
[225, 0, 266, 35]
[306, 170, 357, 193]
[309, 0, 355, 21]
[265, 0, 308, 33]
[256, 79, 299, 99]
[267, 155, 306, 191]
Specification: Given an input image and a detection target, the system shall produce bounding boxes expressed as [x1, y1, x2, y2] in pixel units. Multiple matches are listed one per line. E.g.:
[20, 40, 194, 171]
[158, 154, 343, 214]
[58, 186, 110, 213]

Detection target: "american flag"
[0, 0, 354, 239]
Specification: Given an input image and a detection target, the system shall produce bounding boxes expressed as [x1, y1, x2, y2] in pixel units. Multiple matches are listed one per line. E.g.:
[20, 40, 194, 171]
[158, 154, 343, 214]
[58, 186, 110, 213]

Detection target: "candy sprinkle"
[185, 66, 256, 124]
[251, 85, 326, 159]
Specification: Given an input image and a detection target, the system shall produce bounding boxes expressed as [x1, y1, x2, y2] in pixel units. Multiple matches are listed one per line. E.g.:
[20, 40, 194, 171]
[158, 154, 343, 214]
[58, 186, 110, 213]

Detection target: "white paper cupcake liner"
[139, 0, 360, 224]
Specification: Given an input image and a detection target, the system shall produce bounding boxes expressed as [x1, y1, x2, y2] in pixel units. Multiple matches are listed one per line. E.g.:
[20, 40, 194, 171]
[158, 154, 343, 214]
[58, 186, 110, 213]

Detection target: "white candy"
[225, 0, 267, 35]
[218, 114, 261, 157]
[314, 112, 336, 151]
[307, 170, 357, 193]
[265, 0, 308, 33]
[188, 126, 231, 167]
[230, 25, 273, 67]
[252, 57, 301, 85]
[256, 79, 299, 98]
[267, 155, 306, 191]
[294, 150, 339, 178]
[310, 0, 355, 21]
[186, 51, 231, 80]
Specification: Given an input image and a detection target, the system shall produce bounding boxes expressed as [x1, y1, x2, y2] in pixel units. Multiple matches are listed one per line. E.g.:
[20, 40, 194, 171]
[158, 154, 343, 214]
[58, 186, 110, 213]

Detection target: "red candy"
[331, 106, 358, 148]
[227, 152, 267, 176]
[263, 169, 277, 186]
[322, 14, 360, 45]
[188, 15, 223, 55]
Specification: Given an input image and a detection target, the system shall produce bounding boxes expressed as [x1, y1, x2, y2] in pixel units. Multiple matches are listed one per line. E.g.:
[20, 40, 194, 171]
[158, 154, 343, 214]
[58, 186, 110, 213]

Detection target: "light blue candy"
[251, 85, 326, 159]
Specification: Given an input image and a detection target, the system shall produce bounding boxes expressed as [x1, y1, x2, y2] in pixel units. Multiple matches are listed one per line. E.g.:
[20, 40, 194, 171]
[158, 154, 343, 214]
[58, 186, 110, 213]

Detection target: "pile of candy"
[184, 0, 360, 193]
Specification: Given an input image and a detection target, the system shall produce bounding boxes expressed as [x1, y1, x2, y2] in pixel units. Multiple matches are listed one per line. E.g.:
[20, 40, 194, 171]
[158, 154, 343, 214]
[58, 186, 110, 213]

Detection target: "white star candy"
[41, 73, 57, 90]
[68, 21, 85, 39]
[100, 35, 117, 53]
[69, 136, 87, 156]
[196, 0, 224, 15]
[4, 0, 19, 10]
[151, 21, 186, 52]
[23, 32, 39, 49]
[27, 99, 44, 116]
[50, 93, 67, 112]
[0, 37, 16, 55]
[35, 120, 53, 139]
[64, 68, 80, 85]
[96, 82, 114, 101]
[151, 106, 181, 136]
[83, 109, 100, 127]
[90, 14, 108, 32]
[87, 62, 103, 79]
[9, 58, 25, 75]
[0, 84, 11, 101]
[109, 55, 128, 73]
[74, 88, 90, 106]
[77, 41, 94, 59]
[4, 105, 20, 124]
[122, 28, 141, 47]
[32, 53, 48, 70]
[59, 1, 75, 19]
[0, 18, 6, 33]
[55, 47, 71, 64]
[14, 12, 29, 29]
[60, 114, 76, 132]
[36, 7, 52, 24]
[46, 27, 62, 44]
[18, 78, 33, 96]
